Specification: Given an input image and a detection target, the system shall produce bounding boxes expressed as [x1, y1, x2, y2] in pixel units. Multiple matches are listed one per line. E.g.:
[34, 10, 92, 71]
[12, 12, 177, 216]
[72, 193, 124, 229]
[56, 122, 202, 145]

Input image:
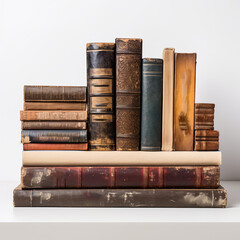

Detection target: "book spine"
[195, 130, 219, 137]
[141, 58, 163, 151]
[20, 111, 87, 121]
[21, 166, 220, 189]
[23, 143, 88, 151]
[116, 38, 142, 150]
[21, 130, 87, 143]
[194, 141, 219, 151]
[24, 102, 86, 110]
[87, 43, 115, 150]
[195, 114, 214, 122]
[174, 53, 196, 150]
[24, 86, 86, 102]
[21, 121, 86, 130]
[162, 48, 175, 151]
[13, 186, 227, 207]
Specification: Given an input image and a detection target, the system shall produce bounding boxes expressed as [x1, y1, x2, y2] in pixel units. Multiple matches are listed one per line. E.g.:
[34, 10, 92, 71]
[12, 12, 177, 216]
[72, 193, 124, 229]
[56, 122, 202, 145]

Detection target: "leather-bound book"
[195, 141, 219, 151]
[87, 43, 115, 150]
[21, 166, 220, 189]
[24, 102, 86, 110]
[13, 185, 227, 207]
[174, 53, 196, 150]
[141, 58, 163, 151]
[162, 48, 175, 151]
[23, 143, 88, 151]
[115, 38, 142, 150]
[195, 130, 219, 151]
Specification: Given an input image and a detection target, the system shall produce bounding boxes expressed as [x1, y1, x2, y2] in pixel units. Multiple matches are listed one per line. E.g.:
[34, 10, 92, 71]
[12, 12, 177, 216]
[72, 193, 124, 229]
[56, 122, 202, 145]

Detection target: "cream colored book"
[162, 48, 175, 151]
[22, 151, 222, 166]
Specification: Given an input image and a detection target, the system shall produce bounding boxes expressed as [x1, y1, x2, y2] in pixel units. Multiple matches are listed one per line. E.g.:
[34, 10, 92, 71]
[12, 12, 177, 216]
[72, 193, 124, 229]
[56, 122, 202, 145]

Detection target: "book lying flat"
[22, 151, 222, 166]
[13, 185, 227, 208]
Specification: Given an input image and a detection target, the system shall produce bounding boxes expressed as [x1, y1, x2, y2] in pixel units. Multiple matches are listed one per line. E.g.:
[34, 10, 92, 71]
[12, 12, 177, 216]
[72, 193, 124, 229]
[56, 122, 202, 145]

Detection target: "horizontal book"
[195, 114, 214, 122]
[195, 125, 214, 130]
[21, 130, 87, 143]
[20, 111, 87, 121]
[195, 141, 219, 151]
[21, 166, 220, 189]
[195, 103, 215, 109]
[195, 108, 214, 114]
[22, 151, 222, 166]
[24, 102, 86, 110]
[13, 185, 227, 207]
[23, 143, 88, 151]
[24, 86, 86, 102]
[195, 130, 219, 137]
[21, 121, 86, 130]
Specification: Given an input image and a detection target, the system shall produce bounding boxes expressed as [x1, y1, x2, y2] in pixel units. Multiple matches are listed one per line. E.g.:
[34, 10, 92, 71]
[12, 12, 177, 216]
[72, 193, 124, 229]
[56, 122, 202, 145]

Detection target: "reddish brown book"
[23, 143, 88, 151]
[24, 102, 86, 110]
[195, 125, 214, 130]
[195, 103, 215, 109]
[195, 141, 219, 151]
[195, 108, 214, 114]
[195, 114, 214, 122]
[21, 166, 220, 189]
[195, 130, 219, 137]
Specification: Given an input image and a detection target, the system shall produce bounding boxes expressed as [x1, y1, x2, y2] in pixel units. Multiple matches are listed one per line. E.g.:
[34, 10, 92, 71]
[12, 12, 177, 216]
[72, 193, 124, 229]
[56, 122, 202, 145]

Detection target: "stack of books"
[13, 38, 227, 208]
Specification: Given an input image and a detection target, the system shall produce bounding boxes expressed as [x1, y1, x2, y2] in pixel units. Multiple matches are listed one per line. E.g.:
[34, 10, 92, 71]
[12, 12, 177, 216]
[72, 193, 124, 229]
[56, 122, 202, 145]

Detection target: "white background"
[0, 0, 239, 181]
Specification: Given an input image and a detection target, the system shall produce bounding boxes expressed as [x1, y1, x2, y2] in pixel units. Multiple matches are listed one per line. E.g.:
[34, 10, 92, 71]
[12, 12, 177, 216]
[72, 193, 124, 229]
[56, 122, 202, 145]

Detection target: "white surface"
[0, 0, 240, 181]
[0, 181, 240, 240]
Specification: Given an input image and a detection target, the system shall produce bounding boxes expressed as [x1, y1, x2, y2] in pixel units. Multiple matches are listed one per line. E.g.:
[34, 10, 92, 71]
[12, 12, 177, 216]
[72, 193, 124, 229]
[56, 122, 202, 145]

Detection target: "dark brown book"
[20, 111, 87, 121]
[87, 43, 115, 150]
[23, 143, 88, 151]
[195, 103, 215, 109]
[195, 130, 219, 137]
[24, 86, 86, 102]
[115, 38, 142, 151]
[195, 114, 214, 122]
[195, 141, 219, 151]
[21, 166, 220, 189]
[13, 185, 227, 207]
[195, 125, 214, 130]
[24, 102, 86, 110]
[195, 108, 215, 114]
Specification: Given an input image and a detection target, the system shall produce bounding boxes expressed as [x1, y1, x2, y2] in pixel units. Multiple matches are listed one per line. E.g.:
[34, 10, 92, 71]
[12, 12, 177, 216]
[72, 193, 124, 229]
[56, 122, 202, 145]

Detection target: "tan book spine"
[162, 48, 175, 151]
[20, 111, 87, 121]
[24, 102, 86, 110]
[22, 151, 222, 166]
[194, 141, 219, 151]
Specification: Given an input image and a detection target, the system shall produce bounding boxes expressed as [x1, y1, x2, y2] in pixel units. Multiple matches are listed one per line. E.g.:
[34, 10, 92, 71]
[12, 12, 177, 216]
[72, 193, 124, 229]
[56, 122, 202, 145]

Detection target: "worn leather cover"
[23, 143, 88, 151]
[13, 185, 227, 207]
[195, 141, 219, 151]
[116, 38, 142, 150]
[174, 53, 196, 150]
[21, 166, 220, 189]
[141, 58, 163, 151]
[87, 43, 115, 150]
[24, 102, 86, 110]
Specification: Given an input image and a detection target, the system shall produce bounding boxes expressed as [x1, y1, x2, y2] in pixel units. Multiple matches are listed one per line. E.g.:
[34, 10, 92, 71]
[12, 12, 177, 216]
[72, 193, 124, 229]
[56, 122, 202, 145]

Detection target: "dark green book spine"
[141, 58, 163, 151]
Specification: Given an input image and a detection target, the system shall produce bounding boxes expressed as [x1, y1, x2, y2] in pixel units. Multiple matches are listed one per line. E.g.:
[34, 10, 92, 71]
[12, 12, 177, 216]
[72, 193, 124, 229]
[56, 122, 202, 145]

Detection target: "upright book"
[87, 43, 115, 150]
[116, 38, 142, 150]
[141, 58, 163, 151]
[174, 53, 196, 150]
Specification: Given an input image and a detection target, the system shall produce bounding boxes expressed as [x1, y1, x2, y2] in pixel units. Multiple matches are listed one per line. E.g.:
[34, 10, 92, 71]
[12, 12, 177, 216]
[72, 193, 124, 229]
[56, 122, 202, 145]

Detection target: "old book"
[87, 43, 115, 151]
[13, 185, 227, 207]
[24, 102, 86, 110]
[195, 130, 219, 138]
[195, 141, 219, 151]
[21, 166, 220, 189]
[141, 58, 163, 151]
[195, 108, 214, 114]
[21, 121, 86, 130]
[20, 111, 87, 121]
[195, 114, 214, 122]
[21, 130, 87, 143]
[195, 125, 214, 130]
[24, 86, 86, 102]
[22, 151, 222, 166]
[23, 143, 88, 151]
[116, 38, 142, 151]
[195, 103, 215, 109]
[174, 53, 196, 150]
[162, 48, 175, 151]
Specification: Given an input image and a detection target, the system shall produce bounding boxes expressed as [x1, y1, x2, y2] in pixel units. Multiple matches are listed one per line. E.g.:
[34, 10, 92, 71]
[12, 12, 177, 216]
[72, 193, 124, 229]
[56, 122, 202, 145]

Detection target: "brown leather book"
[115, 38, 142, 150]
[23, 143, 88, 151]
[87, 43, 115, 150]
[195, 130, 219, 138]
[195, 103, 215, 109]
[13, 185, 227, 207]
[24, 102, 86, 110]
[21, 166, 220, 189]
[24, 86, 86, 102]
[174, 53, 196, 150]
[21, 121, 86, 130]
[20, 111, 87, 121]
[195, 125, 214, 130]
[195, 114, 214, 122]
[195, 141, 219, 151]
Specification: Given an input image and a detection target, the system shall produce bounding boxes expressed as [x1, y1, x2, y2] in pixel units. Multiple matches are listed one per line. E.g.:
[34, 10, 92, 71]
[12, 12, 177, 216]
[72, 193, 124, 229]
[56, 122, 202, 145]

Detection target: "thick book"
[141, 58, 163, 151]
[21, 166, 220, 189]
[162, 48, 175, 151]
[195, 103, 215, 114]
[195, 141, 219, 151]
[174, 53, 196, 151]
[22, 151, 222, 166]
[195, 114, 214, 122]
[116, 38, 142, 151]
[21, 130, 87, 143]
[195, 130, 219, 138]
[24, 102, 86, 110]
[23, 143, 88, 151]
[13, 185, 227, 207]
[20, 111, 87, 121]
[21, 121, 86, 130]
[87, 43, 115, 151]
[24, 86, 86, 102]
